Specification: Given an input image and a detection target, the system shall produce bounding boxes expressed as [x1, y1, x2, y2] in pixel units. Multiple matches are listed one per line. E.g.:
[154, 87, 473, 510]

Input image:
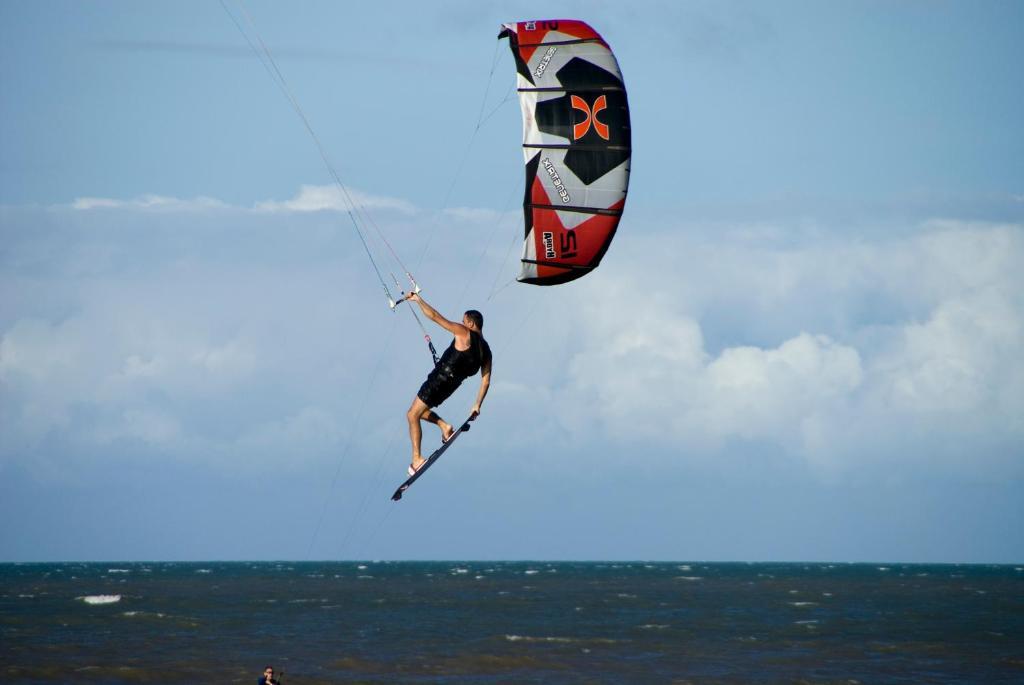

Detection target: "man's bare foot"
[440, 422, 455, 443]
[410, 454, 426, 473]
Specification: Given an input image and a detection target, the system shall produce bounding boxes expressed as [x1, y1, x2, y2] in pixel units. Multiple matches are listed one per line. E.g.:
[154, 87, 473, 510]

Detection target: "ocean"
[2, 561, 1022, 683]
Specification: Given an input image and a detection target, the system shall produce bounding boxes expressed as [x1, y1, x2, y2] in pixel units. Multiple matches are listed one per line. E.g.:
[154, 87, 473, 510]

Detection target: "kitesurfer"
[405, 293, 492, 475]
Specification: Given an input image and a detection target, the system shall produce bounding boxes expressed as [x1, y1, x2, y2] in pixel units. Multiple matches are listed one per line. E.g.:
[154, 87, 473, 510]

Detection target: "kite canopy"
[499, 20, 631, 286]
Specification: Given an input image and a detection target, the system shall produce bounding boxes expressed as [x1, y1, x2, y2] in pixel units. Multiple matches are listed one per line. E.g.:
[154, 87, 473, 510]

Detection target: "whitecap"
[122, 611, 167, 618]
[195, 569, 212, 574]
[505, 635, 618, 644]
[80, 595, 121, 605]
[639, 624, 670, 630]
[524, 569, 539, 575]
[678, 565, 692, 571]
[789, 602, 818, 607]
[674, 576, 703, 581]
[357, 565, 368, 570]
[107, 569, 131, 574]
[452, 568, 469, 574]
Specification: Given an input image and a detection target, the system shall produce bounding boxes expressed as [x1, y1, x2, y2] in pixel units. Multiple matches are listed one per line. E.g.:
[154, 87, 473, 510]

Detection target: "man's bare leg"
[422, 410, 454, 442]
[407, 397, 431, 471]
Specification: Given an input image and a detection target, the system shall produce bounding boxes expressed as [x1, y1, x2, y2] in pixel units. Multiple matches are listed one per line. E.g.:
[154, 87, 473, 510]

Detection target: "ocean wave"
[638, 624, 670, 630]
[674, 576, 703, 581]
[789, 601, 818, 607]
[107, 569, 131, 574]
[505, 635, 621, 644]
[79, 594, 121, 605]
[122, 611, 167, 618]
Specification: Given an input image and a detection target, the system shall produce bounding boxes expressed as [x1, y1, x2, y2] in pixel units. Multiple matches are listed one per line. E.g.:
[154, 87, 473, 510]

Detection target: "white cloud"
[92, 408, 183, 445]
[533, 219, 1024, 475]
[190, 340, 257, 378]
[66, 185, 417, 216]
[253, 184, 417, 215]
[71, 194, 231, 211]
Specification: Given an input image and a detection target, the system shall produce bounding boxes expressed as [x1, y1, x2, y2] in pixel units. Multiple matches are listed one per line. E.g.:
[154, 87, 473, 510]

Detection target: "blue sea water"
[2, 561, 1022, 683]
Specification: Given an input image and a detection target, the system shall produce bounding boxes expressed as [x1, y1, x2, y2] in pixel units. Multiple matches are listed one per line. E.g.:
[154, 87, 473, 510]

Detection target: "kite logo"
[542, 230, 577, 260]
[542, 231, 556, 259]
[570, 95, 609, 141]
[525, 20, 558, 32]
[542, 158, 571, 203]
[534, 46, 558, 78]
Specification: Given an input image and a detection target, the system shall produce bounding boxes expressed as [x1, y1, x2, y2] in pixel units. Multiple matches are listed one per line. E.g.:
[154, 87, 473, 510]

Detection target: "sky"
[1, 0, 1022, 563]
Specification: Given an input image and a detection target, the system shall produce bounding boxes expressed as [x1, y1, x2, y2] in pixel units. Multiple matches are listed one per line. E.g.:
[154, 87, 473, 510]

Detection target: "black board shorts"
[417, 368, 463, 408]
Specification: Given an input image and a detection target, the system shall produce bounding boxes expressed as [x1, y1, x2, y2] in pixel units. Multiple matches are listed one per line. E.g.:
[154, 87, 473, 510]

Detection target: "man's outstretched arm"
[408, 293, 468, 339]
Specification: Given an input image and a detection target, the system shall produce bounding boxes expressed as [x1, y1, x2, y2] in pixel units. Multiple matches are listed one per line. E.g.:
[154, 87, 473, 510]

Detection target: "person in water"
[257, 666, 279, 684]
[405, 293, 492, 475]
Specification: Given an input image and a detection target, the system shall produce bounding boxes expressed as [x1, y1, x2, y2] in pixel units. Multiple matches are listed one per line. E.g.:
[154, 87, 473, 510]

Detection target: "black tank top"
[437, 330, 491, 380]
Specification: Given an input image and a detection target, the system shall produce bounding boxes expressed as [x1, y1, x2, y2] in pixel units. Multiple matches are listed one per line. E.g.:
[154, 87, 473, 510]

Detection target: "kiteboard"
[391, 417, 473, 501]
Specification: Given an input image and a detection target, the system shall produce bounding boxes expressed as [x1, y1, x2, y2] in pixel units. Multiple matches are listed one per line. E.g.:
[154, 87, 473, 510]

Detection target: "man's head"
[463, 310, 484, 331]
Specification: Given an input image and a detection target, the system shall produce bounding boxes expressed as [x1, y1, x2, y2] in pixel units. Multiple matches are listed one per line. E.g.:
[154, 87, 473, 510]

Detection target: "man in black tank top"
[405, 293, 492, 475]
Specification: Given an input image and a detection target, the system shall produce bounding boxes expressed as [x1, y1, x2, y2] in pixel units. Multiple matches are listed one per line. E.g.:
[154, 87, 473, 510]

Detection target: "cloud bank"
[68, 185, 417, 215]
[2, 196, 1022, 486]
